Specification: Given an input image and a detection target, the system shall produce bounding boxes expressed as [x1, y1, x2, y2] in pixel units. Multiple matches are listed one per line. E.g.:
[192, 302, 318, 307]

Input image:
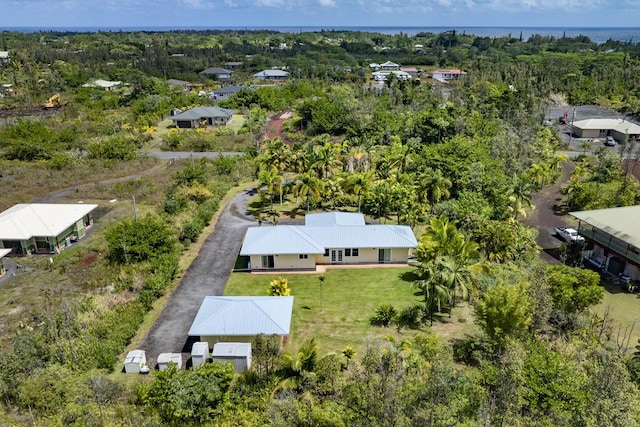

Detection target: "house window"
[299, 254, 308, 259]
[345, 248, 351, 257]
[324, 249, 329, 257]
[352, 248, 359, 256]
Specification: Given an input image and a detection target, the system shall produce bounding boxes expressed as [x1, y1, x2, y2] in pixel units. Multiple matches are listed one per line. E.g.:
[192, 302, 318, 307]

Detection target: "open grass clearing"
[593, 279, 640, 351]
[225, 267, 479, 355]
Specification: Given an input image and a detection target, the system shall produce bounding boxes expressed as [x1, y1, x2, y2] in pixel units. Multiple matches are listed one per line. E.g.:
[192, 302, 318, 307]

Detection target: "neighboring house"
[0, 203, 97, 256]
[380, 61, 400, 71]
[240, 212, 418, 271]
[171, 107, 234, 129]
[253, 69, 289, 81]
[372, 70, 412, 82]
[571, 118, 640, 141]
[571, 205, 640, 281]
[81, 79, 122, 90]
[0, 83, 13, 96]
[188, 296, 294, 348]
[427, 69, 467, 82]
[199, 67, 233, 81]
[400, 67, 418, 77]
[211, 85, 249, 101]
[0, 248, 10, 275]
[167, 78, 195, 91]
[0, 51, 9, 64]
[224, 61, 243, 69]
[369, 63, 381, 71]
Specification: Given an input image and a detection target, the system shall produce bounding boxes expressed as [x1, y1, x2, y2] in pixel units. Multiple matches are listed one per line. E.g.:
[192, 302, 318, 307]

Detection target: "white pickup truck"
[554, 227, 585, 243]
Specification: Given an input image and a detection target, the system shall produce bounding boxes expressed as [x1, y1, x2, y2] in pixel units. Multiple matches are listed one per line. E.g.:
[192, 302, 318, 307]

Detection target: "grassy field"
[593, 280, 640, 351]
[225, 267, 478, 355]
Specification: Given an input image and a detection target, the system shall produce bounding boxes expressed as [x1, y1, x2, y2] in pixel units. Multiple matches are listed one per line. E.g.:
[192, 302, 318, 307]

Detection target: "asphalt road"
[138, 187, 257, 368]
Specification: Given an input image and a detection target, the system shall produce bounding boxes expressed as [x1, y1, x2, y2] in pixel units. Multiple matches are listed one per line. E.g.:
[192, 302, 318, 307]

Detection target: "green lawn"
[594, 280, 640, 351]
[225, 268, 429, 354]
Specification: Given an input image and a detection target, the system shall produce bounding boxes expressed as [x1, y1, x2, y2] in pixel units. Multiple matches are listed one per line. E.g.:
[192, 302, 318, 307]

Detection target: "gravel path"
[138, 187, 257, 368]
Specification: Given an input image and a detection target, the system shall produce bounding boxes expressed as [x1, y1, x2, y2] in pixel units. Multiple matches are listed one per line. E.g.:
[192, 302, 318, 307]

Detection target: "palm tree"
[258, 165, 284, 210]
[345, 172, 373, 212]
[293, 172, 323, 212]
[272, 338, 319, 397]
[342, 346, 356, 368]
[507, 174, 533, 220]
[261, 137, 290, 173]
[313, 142, 342, 179]
[417, 168, 452, 207]
[323, 176, 344, 210]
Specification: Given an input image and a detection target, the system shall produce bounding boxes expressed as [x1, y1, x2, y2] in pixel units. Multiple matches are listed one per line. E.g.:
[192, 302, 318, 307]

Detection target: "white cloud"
[318, 0, 336, 7]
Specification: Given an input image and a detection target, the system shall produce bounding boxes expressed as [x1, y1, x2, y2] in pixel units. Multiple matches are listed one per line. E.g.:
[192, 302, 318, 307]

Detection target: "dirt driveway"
[138, 188, 256, 368]
[523, 160, 576, 264]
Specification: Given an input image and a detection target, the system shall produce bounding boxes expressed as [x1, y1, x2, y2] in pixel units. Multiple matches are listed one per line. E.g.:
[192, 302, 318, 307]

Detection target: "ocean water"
[1, 26, 639, 44]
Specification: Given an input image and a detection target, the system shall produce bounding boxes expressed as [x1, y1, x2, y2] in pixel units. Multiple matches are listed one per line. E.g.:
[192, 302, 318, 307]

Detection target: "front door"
[378, 248, 391, 263]
[331, 249, 343, 263]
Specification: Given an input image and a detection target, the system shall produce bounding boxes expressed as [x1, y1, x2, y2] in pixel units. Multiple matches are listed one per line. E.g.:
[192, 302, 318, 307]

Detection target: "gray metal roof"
[188, 296, 294, 336]
[240, 213, 417, 256]
[305, 212, 365, 226]
[571, 205, 640, 249]
[254, 69, 289, 77]
[172, 107, 234, 121]
[213, 85, 247, 95]
[200, 67, 232, 75]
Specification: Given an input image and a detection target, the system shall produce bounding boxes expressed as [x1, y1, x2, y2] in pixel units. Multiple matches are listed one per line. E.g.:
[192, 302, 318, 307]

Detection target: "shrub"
[180, 218, 205, 244]
[268, 277, 291, 296]
[370, 304, 397, 327]
[87, 136, 137, 161]
[397, 304, 428, 329]
[105, 215, 176, 263]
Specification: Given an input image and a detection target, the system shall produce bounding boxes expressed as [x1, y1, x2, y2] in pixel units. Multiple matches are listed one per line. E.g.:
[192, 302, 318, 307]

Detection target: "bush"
[87, 136, 138, 161]
[370, 304, 397, 327]
[180, 217, 205, 244]
[105, 215, 176, 264]
[397, 304, 428, 330]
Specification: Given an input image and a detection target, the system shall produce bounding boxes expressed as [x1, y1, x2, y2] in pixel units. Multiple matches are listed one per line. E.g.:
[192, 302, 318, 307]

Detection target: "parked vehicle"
[605, 136, 616, 146]
[554, 227, 585, 243]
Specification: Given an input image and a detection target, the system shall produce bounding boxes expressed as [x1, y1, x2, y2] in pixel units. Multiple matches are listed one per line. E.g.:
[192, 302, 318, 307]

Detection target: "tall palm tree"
[507, 174, 533, 220]
[313, 142, 342, 179]
[261, 137, 290, 173]
[258, 165, 284, 210]
[293, 172, 323, 212]
[345, 172, 373, 212]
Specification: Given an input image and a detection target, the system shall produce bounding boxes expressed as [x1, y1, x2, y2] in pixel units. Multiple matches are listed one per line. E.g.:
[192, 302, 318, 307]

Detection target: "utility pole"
[132, 196, 138, 222]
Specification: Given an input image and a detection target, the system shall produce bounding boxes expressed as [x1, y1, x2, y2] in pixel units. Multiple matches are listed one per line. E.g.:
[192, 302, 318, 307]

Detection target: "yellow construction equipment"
[42, 93, 61, 109]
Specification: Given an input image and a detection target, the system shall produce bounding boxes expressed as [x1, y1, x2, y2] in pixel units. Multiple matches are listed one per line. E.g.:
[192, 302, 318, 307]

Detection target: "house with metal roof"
[171, 107, 234, 129]
[188, 296, 294, 348]
[427, 69, 467, 82]
[81, 79, 122, 90]
[380, 61, 400, 71]
[571, 205, 640, 282]
[571, 118, 640, 142]
[199, 67, 233, 81]
[0, 203, 97, 256]
[240, 212, 418, 271]
[253, 69, 289, 81]
[0, 51, 9, 64]
[211, 85, 251, 101]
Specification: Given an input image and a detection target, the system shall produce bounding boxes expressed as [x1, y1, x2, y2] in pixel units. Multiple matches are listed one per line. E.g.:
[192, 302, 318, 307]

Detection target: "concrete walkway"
[138, 187, 256, 368]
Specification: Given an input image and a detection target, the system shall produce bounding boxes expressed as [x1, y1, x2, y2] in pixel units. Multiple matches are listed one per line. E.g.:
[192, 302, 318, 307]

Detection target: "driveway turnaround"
[139, 187, 256, 368]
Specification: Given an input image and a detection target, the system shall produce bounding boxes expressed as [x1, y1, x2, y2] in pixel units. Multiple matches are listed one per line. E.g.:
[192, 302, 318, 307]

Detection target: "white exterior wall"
[315, 248, 410, 265]
[249, 254, 315, 270]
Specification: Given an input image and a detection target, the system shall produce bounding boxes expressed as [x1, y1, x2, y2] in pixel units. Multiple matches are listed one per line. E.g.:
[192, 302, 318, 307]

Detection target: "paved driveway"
[138, 187, 256, 368]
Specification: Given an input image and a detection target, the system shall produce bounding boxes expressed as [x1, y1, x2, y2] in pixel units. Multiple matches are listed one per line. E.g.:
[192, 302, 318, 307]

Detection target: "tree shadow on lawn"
[400, 270, 420, 283]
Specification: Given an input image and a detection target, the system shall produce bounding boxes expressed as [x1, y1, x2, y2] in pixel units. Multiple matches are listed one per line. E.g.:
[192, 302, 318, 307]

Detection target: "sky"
[3, 0, 640, 29]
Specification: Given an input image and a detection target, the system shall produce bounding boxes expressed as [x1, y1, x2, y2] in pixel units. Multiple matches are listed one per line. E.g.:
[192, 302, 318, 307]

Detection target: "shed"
[157, 353, 183, 371]
[212, 342, 252, 372]
[124, 349, 146, 374]
[191, 342, 209, 369]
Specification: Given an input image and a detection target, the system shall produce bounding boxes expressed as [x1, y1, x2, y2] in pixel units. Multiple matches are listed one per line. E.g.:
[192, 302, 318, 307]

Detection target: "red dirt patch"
[83, 252, 99, 267]
[263, 109, 293, 146]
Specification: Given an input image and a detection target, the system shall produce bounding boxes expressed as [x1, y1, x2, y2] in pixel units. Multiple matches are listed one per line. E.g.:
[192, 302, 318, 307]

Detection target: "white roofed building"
[82, 79, 122, 90]
[189, 296, 294, 348]
[253, 69, 289, 81]
[571, 118, 640, 141]
[240, 212, 417, 271]
[571, 205, 640, 282]
[0, 203, 97, 255]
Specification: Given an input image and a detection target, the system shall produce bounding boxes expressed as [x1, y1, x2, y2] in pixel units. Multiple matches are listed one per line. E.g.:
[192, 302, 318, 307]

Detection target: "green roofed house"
[171, 107, 234, 129]
[240, 212, 418, 271]
[571, 205, 640, 282]
[0, 203, 97, 256]
[188, 296, 294, 348]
